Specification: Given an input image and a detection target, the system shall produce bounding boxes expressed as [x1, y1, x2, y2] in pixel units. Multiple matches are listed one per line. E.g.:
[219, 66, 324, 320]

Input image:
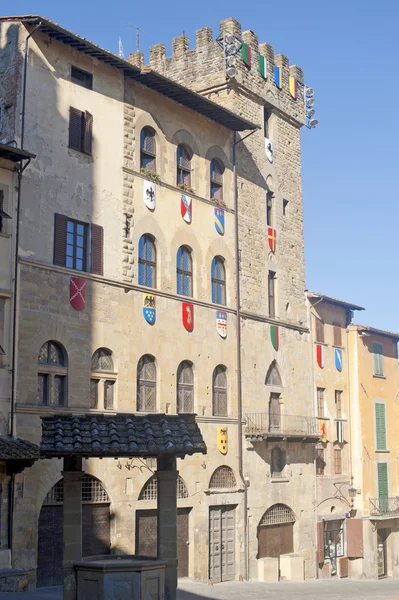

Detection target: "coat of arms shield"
[70, 277, 86, 311]
[216, 310, 227, 338]
[143, 293, 156, 324]
[181, 194, 192, 224]
[144, 180, 156, 210]
[214, 207, 225, 235]
[182, 302, 194, 331]
[335, 348, 342, 372]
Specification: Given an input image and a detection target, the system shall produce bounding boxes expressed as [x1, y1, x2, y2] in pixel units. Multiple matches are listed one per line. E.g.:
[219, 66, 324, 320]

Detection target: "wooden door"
[209, 506, 235, 583]
[377, 530, 387, 578]
[269, 394, 281, 432]
[257, 523, 294, 559]
[37, 504, 110, 587]
[136, 509, 190, 577]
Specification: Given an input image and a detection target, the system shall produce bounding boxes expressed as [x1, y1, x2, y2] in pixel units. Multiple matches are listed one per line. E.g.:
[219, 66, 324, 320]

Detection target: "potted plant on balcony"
[140, 167, 161, 183]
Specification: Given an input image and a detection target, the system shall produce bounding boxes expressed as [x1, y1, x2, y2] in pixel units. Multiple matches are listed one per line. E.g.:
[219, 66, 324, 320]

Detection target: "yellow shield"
[217, 426, 228, 455]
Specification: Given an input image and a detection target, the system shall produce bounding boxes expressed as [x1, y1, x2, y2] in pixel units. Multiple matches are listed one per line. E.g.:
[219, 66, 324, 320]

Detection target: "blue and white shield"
[335, 348, 342, 371]
[216, 310, 227, 338]
[143, 293, 156, 324]
[214, 207, 225, 235]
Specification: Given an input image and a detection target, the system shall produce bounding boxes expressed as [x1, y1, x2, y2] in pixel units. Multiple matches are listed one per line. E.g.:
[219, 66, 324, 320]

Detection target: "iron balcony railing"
[369, 497, 399, 517]
[245, 413, 319, 438]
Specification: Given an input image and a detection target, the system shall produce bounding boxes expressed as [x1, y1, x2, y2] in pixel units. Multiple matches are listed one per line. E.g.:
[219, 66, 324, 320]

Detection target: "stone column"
[62, 456, 83, 600]
[157, 456, 178, 600]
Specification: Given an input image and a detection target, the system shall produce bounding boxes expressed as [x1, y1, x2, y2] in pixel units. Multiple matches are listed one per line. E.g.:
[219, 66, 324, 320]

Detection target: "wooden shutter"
[375, 403, 387, 450]
[377, 463, 388, 498]
[83, 111, 93, 155]
[333, 325, 342, 347]
[373, 343, 384, 376]
[91, 224, 103, 275]
[53, 214, 67, 266]
[346, 519, 363, 558]
[69, 107, 83, 151]
[315, 318, 324, 343]
[317, 521, 324, 563]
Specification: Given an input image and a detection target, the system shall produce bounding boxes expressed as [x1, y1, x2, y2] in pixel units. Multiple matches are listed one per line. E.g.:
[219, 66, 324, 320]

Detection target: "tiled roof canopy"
[0, 436, 40, 460]
[41, 414, 207, 459]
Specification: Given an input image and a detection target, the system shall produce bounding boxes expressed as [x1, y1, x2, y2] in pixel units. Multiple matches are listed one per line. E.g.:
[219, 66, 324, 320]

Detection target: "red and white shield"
[70, 277, 86, 311]
[182, 302, 194, 332]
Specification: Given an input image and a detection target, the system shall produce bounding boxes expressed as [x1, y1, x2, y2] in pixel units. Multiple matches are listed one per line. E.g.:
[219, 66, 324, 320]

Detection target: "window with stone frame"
[271, 447, 286, 477]
[334, 448, 342, 475]
[265, 361, 282, 386]
[210, 158, 224, 201]
[316, 447, 326, 476]
[90, 348, 117, 410]
[140, 127, 156, 172]
[335, 390, 343, 419]
[211, 256, 226, 305]
[266, 191, 273, 227]
[0, 188, 12, 235]
[212, 365, 227, 417]
[177, 361, 194, 413]
[38, 341, 67, 406]
[333, 324, 342, 347]
[138, 234, 156, 288]
[137, 355, 157, 412]
[317, 387, 325, 418]
[177, 144, 192, 187]
[176, 246, 193, 297]
[268, 270, 276, 318]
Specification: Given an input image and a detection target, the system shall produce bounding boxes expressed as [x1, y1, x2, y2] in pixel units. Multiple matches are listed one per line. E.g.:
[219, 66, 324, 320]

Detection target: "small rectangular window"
[104, 380, 115, 410]
[38, 374, 49, 405]
[268, 270, 276, 318]
[333, 324, 342, 347]
[264, 107, 271, 139]
[69, 107, 93, 155]
[375, 402, 387, 450]
[372, 342, 384, 377]
[316, 448, 325, 476]
[90, 379, 99, 409]
[283, 199, 288, 216]
[334, 449, 342, 475]
[71, 66, 93, 90]
[266, 192, 273, 227]
[317, 387, 325, 418]
[315, 318, 325, 343]
[335, 390, 342, 419]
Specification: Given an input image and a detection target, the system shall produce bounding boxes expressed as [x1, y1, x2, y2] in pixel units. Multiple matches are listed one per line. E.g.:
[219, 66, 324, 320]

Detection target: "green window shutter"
[377, 463, 388, 498]
[375, 403, 387, 450]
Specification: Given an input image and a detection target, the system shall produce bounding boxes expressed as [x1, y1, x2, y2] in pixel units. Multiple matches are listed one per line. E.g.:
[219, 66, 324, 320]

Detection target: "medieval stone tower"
[128, 17, 316, 578]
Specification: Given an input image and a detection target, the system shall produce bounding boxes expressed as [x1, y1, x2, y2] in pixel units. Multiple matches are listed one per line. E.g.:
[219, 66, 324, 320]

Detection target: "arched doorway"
[37, 474, 111, 587]
[257, 504, 295, 560]
[135, 474, 191, 578]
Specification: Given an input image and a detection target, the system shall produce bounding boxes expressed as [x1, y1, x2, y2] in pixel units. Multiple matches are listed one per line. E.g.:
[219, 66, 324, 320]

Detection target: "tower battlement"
[130, 17, 306, 126]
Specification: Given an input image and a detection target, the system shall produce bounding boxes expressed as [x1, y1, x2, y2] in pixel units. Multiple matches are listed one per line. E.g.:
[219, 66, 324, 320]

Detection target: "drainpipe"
[8, 21, 41, 558]
[232, 128, 257, 580]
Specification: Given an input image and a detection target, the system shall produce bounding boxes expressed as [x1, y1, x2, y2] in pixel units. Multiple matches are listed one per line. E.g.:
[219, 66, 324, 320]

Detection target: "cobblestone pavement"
[0, 578, 399, 600]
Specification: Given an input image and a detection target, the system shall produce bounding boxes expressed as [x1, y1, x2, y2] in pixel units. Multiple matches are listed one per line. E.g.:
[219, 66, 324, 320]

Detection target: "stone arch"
[209, 466, 236, 489]
[37, 474, 111, 587]
[265, 360, 282, 386]
[138, 474, 189, 501]
[257, 504, 295, 559]
[205, 144, 231, 170]
[171, 128, 200, 157]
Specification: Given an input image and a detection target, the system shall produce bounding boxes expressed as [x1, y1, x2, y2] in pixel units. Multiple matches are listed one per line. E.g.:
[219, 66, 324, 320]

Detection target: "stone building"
[0, 14, 316, 587]
[348, 325, 399, 579]
[307, 293, 364, 579]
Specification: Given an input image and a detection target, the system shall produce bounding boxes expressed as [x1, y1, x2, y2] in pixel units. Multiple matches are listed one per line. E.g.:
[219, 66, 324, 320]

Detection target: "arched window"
[176, 246, 193, 297]
[140, 127, 156, 171]
[265, 361, 282, 386]
[271, 447, 286, 477]
[259, 504, 295, 526]
[211, 256, 226, 305]
[138, 234, 156, 287]
[137, 355, 156, 412]
[139, 474, 189, 500]
[209, 466, 236, 489]
[43, 474, 110, 506]
[90, 348, 116, 410]
[177, 361, 194, 413]
[210, 158, 224, 201]
[177, 144, 192, 187]
[38, 341, 67, 406]
[212, 365, 227, 416]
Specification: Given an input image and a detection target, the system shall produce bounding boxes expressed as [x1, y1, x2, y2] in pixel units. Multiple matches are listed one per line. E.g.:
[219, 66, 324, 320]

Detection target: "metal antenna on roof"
[128, 24, 144, 52]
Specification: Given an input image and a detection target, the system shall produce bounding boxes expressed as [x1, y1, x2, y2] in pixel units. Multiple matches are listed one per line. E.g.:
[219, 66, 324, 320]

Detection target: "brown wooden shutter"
[317, 521, 324, 564]
[333, 325, 342, 347]
[53, 214, 67, 266]
[91, 224, 103, 275]
[83, 111, 93, 155]
[69, 107, 83, 151]
[346, 519, 363, 558]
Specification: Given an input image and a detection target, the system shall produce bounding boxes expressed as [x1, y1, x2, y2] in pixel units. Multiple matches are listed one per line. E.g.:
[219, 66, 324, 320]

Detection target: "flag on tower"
[119, 38, 124, 59]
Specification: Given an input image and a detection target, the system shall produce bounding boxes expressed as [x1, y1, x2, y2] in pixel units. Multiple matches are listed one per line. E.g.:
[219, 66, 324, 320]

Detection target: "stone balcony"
[245, 413, 320, 443]
[369, 497, 399, 518]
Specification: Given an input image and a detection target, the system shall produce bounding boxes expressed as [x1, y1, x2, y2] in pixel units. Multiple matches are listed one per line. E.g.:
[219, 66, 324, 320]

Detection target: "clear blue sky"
[10, 0, 399, 330]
